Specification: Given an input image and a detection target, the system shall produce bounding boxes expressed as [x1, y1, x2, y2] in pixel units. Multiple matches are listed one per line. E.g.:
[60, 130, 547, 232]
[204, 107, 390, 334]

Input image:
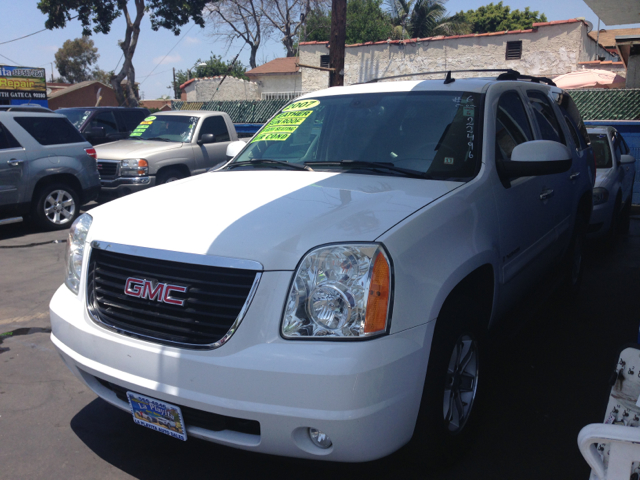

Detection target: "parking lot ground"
[2, 214, 640, 479]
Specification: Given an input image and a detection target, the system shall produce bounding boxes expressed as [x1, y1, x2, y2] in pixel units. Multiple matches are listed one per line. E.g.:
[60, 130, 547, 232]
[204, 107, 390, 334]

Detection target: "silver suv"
[0, 112, 100, 230]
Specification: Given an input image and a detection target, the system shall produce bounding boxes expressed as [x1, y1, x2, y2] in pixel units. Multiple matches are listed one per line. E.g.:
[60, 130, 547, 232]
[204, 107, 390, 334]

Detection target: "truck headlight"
[282, 244, 392, 339]
[593, 187, 609, 205]
[65, 213, 92, 294]
[121, 158, 148, 176]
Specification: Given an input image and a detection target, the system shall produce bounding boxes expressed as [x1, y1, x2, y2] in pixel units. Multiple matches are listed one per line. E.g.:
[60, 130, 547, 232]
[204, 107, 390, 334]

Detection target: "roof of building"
[588, 28, 640, 47]
[245, 57, 300, 76]
[571, 89, 640, 120]
[179, 75, 254, 90]
[48, 80, 112, 99]
[300, 18, 588, 49]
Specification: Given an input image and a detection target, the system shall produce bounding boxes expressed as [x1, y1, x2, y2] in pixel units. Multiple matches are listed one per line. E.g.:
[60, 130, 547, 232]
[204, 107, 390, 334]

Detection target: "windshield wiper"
[227, 159, 314, 171]
[304, 160, 430, 179]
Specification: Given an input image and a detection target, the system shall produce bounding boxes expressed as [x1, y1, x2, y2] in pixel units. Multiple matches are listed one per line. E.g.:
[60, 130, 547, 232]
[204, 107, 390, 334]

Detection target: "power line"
[0, 53, 20, 65]
[139, 23, 195, 86]
[0, 15, 78, 46]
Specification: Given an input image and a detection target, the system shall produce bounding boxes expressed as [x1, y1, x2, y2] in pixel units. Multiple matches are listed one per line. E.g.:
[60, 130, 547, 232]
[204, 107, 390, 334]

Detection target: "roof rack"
[360, 68, 557, 86]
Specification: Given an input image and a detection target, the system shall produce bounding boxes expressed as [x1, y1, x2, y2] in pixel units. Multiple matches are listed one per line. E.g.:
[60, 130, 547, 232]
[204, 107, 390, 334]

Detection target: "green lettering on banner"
[135, 124, 149, 130]
[251, 109, 314, 142]
[130, 133, 142, 136]
[262, 125, 299, 134]
[253, 132, 291, 142]
[144, 116, 157, 121]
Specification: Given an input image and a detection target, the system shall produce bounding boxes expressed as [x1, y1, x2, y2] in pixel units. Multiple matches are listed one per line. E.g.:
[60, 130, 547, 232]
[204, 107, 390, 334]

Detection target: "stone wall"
[300, 20, 617, 92]
[184, 76, 260, 102]
[257, 73, 304, 95]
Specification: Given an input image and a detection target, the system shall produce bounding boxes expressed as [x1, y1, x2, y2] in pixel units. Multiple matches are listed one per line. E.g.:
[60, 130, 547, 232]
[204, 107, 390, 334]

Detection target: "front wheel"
[156, 168, 186, 185]
[413, 299, 484, 465]
[31, 184, 80, 231]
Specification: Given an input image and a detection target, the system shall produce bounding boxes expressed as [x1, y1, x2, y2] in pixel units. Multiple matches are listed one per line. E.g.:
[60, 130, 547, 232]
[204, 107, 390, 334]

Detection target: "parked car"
[0, 105, 53, 113]
[57, 107, 150, 145]
[587, 126, 636, 240]
[51, 75, 593, 464]
[92, 110, 238, 198]
[0, 111, 100, 230]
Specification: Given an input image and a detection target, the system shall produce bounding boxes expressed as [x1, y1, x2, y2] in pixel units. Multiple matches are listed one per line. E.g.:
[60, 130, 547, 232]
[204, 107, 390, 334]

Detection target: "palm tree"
[387, 0, 469, 39]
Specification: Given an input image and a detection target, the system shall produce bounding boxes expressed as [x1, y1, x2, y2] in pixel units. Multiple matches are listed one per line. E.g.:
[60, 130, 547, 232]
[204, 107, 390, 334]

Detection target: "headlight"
[120, 158, 148, 176]
[593, 187, 609, 205]
[282, 244, 392, 339]
[65, 213, 92, 294]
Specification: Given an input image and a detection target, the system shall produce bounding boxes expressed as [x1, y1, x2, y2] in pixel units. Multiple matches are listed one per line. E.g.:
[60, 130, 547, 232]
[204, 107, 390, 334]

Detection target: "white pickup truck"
[50, 74, 593, 464]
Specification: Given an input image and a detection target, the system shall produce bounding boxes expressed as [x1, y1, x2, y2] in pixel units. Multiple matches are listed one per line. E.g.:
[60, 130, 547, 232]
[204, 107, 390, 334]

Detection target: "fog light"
[308, 428, 332, 449]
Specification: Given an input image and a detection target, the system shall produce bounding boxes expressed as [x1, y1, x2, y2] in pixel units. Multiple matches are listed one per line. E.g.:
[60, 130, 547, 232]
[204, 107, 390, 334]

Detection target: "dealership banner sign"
[0, 66, 47, 101]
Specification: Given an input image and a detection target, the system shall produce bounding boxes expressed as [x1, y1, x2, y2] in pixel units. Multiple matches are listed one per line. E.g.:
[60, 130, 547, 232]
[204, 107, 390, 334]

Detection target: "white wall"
[184, 77, 260, 102]
[251, 73, 303, 94]
[300, 22, 613, 92]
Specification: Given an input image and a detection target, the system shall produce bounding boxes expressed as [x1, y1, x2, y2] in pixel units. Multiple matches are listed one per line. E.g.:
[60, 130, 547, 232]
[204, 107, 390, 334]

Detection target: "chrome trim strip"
[91, 240, 264, 271]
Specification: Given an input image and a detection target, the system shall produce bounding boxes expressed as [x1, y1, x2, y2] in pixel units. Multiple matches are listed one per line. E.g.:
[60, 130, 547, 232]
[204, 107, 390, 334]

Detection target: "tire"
[31, 183, 80, 231]
[413, 298, 484, 466]
[156, 168, 186, 185]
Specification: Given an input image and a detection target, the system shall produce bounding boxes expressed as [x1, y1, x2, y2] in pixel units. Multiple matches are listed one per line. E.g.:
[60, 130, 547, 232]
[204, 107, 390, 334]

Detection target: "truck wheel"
[414, 298, 484, 465]
[31, 183, 80, 231]
[156, 168, 186, 185]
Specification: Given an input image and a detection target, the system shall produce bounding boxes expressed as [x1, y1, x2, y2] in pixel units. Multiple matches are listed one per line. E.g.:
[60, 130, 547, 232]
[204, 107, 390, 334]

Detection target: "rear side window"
[199, 116, 230, 142]
[495, 90, 533, 162]
[556, 93, 590, 150]
[90, 111, 118, 134]
[527, 90, 565, 144]
[14, 116, 86, 145]
[0, 122, 22, 149]
[119, 110, 149, 131]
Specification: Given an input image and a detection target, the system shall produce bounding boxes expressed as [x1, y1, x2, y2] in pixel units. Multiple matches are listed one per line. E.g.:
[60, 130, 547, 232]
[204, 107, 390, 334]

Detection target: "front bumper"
[99, 176, 155, 198]
[50, 274, 434, 462]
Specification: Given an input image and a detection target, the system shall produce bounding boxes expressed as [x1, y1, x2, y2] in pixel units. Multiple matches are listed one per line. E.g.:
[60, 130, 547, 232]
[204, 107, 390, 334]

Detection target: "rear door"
[0, 121, 25, 211]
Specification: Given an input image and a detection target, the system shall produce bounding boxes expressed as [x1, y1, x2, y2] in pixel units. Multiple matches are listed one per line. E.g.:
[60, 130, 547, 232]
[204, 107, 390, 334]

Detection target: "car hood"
[87, 170, 462, 270]
[94, 139, 184, 159]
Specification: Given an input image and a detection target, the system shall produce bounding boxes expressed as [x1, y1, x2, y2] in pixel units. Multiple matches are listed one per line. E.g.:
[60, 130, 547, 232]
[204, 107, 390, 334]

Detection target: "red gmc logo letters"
[124, 277, 187, 306]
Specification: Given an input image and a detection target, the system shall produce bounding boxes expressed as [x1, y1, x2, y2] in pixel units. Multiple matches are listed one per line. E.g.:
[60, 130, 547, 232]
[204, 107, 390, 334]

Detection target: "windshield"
[589, 133, 612, 169]
[129, 115, 199, 142]
[232, 91, 482, 180]
[58, 109, 92, 129]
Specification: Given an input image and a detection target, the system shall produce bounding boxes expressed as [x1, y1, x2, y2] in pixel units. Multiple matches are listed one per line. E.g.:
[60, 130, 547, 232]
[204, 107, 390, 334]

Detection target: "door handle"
[569, 172, 580, 180]
[539, 189, 554, 201]
[7, 159, 24, 167]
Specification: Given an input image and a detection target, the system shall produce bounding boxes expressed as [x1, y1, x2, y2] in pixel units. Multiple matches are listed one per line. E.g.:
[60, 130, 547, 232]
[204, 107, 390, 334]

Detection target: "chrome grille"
[87, 247, 260, 348]
[97, 160, 118, 179]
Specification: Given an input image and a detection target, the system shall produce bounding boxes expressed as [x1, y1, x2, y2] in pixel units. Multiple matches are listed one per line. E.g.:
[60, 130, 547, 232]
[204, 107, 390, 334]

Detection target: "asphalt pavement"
[1, 212, 640, 479]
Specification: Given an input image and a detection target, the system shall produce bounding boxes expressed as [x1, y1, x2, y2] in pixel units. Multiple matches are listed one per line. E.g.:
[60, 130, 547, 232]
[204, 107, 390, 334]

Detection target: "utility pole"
[173, 67, 177, 99]
[329, 0, 346, 87]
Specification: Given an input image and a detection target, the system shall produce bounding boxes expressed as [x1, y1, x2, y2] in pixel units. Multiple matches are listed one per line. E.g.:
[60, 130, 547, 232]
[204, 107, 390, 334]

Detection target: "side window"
[562, 115, 581, 150]
[527, 90, 565, 144]
[495, 90, 534, 162]
[90, 111, 118, 134]
[0, 122, 22, 149]
[14, 117, 86, 145]
[199, 116, 230, 142]
[118, 110, 148, 131]
[556, 93, 590, 150]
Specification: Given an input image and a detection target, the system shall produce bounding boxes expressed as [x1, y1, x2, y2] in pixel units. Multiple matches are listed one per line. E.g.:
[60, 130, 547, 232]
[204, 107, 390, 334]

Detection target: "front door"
[192, 116, 232, 173]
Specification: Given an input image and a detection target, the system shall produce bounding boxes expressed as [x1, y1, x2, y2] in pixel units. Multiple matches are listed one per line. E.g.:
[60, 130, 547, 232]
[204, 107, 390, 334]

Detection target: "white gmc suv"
[50, 75, 593, 463]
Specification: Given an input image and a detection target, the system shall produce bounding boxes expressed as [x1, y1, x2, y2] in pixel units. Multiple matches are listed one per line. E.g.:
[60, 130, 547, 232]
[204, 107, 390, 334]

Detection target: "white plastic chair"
[578, 423, 640, 479]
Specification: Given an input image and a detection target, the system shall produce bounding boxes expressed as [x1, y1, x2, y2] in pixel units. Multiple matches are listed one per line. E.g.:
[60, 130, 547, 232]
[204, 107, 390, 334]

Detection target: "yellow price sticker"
[282, 99, 320, 112]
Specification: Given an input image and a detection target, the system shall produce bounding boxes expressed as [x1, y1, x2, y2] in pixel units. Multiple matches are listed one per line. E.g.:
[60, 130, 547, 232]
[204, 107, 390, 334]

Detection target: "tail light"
[85, 147, 97, 160]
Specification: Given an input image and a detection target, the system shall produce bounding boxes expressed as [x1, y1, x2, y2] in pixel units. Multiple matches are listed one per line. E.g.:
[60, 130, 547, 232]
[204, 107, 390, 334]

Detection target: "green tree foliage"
[299, 0, 392, 44]
[170, 54, 247, 98]
[54, 37, 99, 83]
[38, 0, 211, 107]
[387, 0, 467, 39]
[451, 2, 547, 34]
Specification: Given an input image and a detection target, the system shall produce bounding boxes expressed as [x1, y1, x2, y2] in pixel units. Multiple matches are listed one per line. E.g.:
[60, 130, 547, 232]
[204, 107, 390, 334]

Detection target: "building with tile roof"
[299, 19, 616, 91]
[48, 80, 119, 110]
[180, 75, 261, 102]
[245, 57, 305, 99]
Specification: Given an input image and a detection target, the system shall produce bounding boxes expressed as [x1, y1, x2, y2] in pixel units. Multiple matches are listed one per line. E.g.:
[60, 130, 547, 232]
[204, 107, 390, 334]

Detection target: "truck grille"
[87, 248, 260, 348]
[97, 160, 118, 179]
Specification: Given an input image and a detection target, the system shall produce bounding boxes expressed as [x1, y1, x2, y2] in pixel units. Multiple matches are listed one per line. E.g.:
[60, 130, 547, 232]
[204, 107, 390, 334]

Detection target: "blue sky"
[1, 0, 639, 100]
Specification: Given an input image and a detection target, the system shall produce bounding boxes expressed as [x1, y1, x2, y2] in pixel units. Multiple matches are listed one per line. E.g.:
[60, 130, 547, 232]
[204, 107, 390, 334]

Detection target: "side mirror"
[86, 126, 105, 139]
[503, 140, 572, 177]
[620, 154, 636, 165]
[197, 133, 216, 145]
[225, 140, 246, 160]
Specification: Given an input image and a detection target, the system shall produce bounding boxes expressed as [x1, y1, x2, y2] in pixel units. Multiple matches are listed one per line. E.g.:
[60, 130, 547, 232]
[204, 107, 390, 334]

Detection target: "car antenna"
[444, 71, 455, 84]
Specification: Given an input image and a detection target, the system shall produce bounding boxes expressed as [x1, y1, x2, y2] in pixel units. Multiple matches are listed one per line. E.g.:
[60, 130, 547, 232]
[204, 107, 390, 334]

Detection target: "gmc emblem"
[124, 277, 187, 306]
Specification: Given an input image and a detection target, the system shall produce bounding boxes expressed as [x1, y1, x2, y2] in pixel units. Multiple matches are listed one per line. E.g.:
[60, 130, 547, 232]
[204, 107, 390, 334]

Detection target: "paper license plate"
[126, 391, 187, 441]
